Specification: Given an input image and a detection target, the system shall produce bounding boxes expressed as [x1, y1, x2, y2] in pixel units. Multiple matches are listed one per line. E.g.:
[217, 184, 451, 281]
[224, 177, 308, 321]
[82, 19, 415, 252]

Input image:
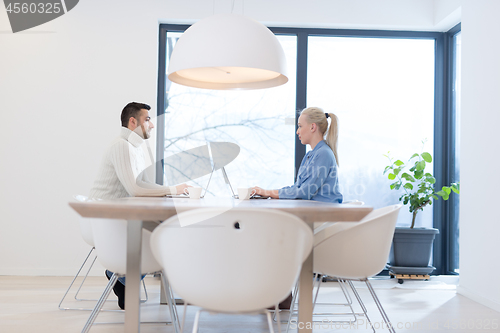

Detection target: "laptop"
[167, 165, 215, 198]
[221, 167, 268, 199]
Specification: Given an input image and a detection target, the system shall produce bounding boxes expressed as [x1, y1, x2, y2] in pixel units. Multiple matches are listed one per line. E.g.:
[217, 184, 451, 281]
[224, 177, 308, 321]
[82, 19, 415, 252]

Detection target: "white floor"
[1, 275, 499, 333]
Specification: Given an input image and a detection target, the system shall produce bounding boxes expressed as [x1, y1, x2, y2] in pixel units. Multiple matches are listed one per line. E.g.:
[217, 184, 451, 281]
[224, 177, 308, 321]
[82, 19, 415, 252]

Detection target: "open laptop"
[167, 165, 215, 198]
[221, 167, 268, 199]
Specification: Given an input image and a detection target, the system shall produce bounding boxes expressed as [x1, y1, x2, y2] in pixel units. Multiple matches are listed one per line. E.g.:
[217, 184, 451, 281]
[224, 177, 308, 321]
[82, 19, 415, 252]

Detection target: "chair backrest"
[314, 204, 402, 279]
[91, 218, 162, 275]
[314, 203, 393, 242]
[150, 208, 313, 313]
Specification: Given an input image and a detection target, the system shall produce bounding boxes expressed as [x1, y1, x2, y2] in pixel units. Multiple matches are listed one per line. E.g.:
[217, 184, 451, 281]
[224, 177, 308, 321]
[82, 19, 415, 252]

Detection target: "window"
[158, 24, 458, 274]
[160, 31, 297, 197]
[307, 36, 435, 227]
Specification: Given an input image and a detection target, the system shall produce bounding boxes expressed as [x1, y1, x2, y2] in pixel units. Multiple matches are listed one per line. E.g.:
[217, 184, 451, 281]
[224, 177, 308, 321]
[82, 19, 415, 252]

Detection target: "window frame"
[157, 24, 458, 275]
[434, 23, 461, 275]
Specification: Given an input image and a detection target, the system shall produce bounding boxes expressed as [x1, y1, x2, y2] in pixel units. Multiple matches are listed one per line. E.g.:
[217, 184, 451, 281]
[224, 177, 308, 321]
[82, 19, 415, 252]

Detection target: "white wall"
[456, 0, 500, 312]
[0, 0, 440, 276]
[433, 0, 461, 31]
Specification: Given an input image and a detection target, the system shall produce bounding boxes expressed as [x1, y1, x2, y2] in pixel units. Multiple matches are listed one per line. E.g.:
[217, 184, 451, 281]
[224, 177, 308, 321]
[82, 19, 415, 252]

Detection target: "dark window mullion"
[156, 26, 167, 185]
[447, 23, 461, 275]
[294, 32, 308, 180]
[432, 32, 448, 275]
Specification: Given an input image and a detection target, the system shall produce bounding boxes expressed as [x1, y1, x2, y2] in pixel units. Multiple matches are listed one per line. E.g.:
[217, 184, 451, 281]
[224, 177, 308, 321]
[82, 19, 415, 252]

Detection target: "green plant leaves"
[384, 148, 460, 225]
[403, 183, 413, 190]
[421, 152, 432, 163]
[416, 160, 426, 171]
[401, 173, 415, 182]
[410, 153, 419, 160]
[436, 189, 450, 200]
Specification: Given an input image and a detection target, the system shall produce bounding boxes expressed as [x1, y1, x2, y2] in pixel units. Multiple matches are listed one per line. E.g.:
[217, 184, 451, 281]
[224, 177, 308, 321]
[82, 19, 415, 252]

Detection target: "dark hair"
[121, 102, 151, 127]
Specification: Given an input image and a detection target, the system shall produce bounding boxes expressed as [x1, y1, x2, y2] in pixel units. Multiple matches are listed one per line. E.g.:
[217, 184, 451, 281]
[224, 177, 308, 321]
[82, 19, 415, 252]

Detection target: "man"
[89, 102, 189, 309]
[90, 102, 189, 200]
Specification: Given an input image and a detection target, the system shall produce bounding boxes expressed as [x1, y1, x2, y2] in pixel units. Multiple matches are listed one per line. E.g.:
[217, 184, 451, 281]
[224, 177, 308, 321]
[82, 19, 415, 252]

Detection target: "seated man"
[89, 102, 189, 309]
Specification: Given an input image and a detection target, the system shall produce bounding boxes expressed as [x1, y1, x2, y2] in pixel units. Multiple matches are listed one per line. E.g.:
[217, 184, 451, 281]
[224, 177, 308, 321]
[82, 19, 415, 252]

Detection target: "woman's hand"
[251, 186, 280, 199]
[175, 183, 191, 194]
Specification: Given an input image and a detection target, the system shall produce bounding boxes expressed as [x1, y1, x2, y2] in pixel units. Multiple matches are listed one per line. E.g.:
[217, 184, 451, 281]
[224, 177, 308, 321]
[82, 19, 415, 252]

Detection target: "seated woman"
[253, 106, 343, 203]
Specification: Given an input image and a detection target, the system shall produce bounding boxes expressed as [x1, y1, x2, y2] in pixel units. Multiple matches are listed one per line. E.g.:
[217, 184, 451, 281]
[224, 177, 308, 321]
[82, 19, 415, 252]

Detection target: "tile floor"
[1, 275, 499, 333]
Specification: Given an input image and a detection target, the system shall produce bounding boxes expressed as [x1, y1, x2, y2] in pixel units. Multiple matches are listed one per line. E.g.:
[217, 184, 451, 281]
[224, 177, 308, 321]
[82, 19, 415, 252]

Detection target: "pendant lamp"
[167, 13, 288, 90]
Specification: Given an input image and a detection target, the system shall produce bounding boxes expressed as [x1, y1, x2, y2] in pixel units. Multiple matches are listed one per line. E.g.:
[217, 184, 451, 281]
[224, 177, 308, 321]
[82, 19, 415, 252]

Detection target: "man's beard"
[140, 124, 150, 139]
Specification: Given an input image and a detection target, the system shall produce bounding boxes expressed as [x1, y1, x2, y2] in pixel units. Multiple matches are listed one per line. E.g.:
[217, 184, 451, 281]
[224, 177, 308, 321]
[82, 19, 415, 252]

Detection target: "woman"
[253, 107, 343, 203]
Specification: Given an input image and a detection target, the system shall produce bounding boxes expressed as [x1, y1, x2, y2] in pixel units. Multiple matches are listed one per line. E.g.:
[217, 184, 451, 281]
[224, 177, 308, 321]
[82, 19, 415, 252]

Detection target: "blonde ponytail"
[325, 113, 339, 166]
[301, 107, 339, 166]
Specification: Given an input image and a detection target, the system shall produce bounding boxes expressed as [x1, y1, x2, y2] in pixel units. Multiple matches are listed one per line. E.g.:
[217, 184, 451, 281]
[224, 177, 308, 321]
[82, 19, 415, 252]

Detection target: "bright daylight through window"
[308, 37, 435, 227]
[163, 33, 297, 197]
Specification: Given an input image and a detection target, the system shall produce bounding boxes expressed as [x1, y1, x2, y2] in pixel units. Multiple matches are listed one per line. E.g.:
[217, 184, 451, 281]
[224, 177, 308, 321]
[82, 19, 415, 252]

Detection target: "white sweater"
[89, 127, 177, 199]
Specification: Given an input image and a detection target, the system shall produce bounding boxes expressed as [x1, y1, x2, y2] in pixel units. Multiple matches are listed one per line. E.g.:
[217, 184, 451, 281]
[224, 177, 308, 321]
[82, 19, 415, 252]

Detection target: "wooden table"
[69, 197, 372, 333]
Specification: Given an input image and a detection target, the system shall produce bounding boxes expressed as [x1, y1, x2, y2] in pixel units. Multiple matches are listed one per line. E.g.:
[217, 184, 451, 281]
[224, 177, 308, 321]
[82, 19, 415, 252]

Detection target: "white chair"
[287, 204, 402, 333]
[150, 208, 313, 333]
[59, 196, 148, 311]
[81, 218, 179, 333]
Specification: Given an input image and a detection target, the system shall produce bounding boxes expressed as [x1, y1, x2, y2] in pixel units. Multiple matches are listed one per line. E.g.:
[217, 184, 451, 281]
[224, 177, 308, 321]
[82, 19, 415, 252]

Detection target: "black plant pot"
[389, 227, 439, 271]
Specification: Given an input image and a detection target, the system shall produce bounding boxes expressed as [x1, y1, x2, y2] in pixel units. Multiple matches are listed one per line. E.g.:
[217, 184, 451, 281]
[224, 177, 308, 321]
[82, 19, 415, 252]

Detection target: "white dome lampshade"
[167, 13, 288, 90]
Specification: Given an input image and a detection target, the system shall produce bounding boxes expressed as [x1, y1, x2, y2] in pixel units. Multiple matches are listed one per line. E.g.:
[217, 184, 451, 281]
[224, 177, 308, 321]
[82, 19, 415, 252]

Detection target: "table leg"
[125, 220, 143, 333]
[298, 226, 313, 333]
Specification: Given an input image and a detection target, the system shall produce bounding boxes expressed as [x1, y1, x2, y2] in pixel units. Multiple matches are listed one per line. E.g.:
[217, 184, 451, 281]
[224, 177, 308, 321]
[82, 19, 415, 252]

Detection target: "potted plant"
[384, 146, 459, 276]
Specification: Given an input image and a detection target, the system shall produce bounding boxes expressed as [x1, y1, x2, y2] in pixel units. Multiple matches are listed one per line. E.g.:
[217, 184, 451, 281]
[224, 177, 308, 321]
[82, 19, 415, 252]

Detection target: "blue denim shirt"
[279, 140, 343, 203]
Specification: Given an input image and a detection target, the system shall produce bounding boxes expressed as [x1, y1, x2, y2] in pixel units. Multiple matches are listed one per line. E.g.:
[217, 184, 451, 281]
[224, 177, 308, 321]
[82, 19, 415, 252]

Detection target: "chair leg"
[266, 310, 276, 333]
[60, 248, 148, 311]
[333, 278, 358, 323]
[81, 273, 118, 333]
[59, 247, 96, 310]
[347, 280, 368, 314]
[181, 303, 188, 333]
[310, 277, 358, 323]
[312, 274, 322, 310]
[338, 279, 353, 305]
[345, 279, 375, 332]
[275, 305, 282, 333]
[286, 282, 299, 333]
[140, 278, 148, 303]
[169, 280, 181, 328]
[364, 279, 396, 333]
[74, 253, 98, 301]
[191, 309, 202, 333]
[313, 276, 353, 307]
[161, 273, 180, 333]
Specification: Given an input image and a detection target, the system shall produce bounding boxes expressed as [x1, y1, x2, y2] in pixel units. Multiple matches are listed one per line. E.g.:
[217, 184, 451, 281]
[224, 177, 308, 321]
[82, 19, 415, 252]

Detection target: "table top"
[69, 197, 372, 224]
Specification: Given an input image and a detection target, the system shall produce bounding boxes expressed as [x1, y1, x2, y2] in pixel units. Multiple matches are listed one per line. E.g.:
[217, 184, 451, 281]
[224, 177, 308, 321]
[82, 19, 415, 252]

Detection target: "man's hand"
[175, 183, 191, 195]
